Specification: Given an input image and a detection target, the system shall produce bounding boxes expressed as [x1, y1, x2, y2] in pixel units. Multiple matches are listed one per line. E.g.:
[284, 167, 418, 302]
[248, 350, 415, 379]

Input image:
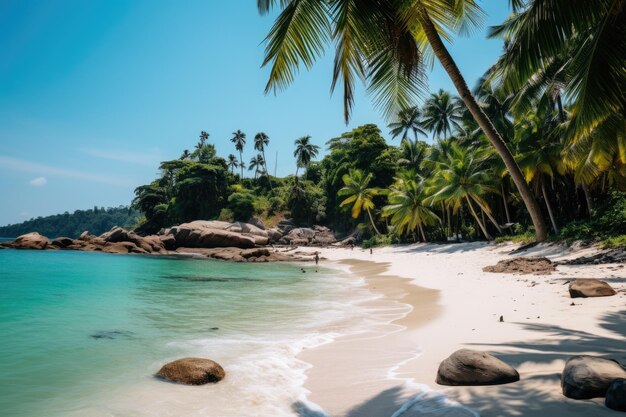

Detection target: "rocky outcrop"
[436, 349, 520, 386]
[156, 357, 225, 385]
[174, 247, 310, 262]
[51, 237, 74, 248]
[281, 225, 336, 246]
[561, 355, 626, 399]
[9, 232, 49, 250]
[168, 221, 256, 249]
[606, 378, 626, 411]
[568, 279, 617, 298]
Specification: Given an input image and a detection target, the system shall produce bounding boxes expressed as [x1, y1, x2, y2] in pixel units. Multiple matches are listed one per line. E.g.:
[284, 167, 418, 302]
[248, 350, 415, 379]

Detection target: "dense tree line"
[0, 206, 140, 238]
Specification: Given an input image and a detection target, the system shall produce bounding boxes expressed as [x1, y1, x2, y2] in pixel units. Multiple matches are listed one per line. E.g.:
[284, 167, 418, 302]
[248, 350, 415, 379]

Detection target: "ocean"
[0, 249, 377, 417]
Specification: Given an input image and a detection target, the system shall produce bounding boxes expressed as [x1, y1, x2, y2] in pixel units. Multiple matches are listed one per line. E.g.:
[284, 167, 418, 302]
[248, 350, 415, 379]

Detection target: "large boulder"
[247, 216, 265, 230]
[606, 378, 626, 411]
[266, 228, 283, 243]
[561, 355, 626, 399]
[11, 232, 49, 250]
[569, 279, 617, 298]
[99, 227, 166, 254]
[169, 221, 256, 249]
[51, 237, 74, 248]
[156, 357, 225, 385]
[436, 349, 520, 386]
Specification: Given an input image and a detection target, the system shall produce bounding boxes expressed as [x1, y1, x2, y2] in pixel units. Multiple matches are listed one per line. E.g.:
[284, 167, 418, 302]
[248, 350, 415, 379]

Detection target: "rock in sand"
[436, 349, 520, 386]
[568, 279, 616, 298]
[561, 355, 626, 399]
[156, 357, 225, 385]
[606, 378, 626, 411]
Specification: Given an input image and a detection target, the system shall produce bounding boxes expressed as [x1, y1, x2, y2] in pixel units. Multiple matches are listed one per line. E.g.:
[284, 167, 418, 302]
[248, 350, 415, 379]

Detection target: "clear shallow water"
[0, 249, 373, 417]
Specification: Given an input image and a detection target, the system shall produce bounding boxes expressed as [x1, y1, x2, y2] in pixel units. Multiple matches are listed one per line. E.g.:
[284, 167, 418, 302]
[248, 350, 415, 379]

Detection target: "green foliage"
[560, 192, 626, 242]
[362, 234, 398, 249]
[0, 206, 140, 238]
[287, 180, 326, 225]
[228, 191, 256, 222]
[494, 231, 536, 245]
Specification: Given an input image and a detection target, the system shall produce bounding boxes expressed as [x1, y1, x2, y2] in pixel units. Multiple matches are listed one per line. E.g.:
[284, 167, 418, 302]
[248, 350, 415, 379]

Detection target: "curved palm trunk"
[416, 5, 547, 242]
[465, 196, 492, 240]
[541, 181, 559, 235]
[501, 182, 511, 224]
[418, 222, 427, 242]
[581, 183, 593, 215]
[470, 196, 503, 234]
[366, 208, 381, 236]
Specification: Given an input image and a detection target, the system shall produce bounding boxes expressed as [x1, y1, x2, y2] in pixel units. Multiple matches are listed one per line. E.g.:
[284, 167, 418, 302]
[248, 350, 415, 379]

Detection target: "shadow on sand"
[292, 310, 625, 417]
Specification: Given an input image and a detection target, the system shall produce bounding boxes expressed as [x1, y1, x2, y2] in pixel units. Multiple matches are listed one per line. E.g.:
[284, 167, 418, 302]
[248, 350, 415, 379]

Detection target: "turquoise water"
[0, 249, 369, 417]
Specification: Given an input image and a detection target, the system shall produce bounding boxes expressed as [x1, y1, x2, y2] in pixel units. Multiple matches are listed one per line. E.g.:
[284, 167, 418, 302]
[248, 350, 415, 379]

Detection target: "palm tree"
[254, 132, 272, 186]
[258, 0, 548, 241]
[179, 149, 191, 160]
[421, 90, 464, 139]
[248, 154, 265, 179]
[426, 144, 501, 240]
[398, 138, 427, 170]
[383, 173, 440, 241]
[230, 130, 246, 179]
[388, 106, 426, 141]
[227, 154, 239, 175]
[338, 169, 381, 235]
[293, 135, 320, 178]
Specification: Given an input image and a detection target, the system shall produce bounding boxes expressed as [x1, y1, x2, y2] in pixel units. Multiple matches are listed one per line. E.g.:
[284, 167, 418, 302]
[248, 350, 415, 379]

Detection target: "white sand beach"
[296, 242, 625, 417]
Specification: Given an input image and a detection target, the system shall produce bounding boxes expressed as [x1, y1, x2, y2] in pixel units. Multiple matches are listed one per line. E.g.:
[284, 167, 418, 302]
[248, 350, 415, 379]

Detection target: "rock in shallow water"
[606, 378, 626, 411]
[436, 349, 520, 386]
[562, 355, 626, 399]
[568, 279, 616, 298]
[156, 357, 225, 385]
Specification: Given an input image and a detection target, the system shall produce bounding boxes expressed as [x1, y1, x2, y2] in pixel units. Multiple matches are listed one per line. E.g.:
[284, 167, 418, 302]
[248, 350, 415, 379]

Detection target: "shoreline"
[297, 242, 625, 417]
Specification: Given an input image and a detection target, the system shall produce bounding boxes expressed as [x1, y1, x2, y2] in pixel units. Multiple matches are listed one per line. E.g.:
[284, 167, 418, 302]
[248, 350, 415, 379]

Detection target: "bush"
[228, 192, 255, 221]
[560, 191, 626, 242]
[362, 234, 398, 248]
[218, 208, 234, 222]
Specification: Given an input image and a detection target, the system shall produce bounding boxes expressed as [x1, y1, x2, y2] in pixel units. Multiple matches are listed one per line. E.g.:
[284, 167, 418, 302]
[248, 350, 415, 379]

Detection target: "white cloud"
[81, 148, 162, 166]
[0, 155, 132, 186]
[29, 176, 47, 186]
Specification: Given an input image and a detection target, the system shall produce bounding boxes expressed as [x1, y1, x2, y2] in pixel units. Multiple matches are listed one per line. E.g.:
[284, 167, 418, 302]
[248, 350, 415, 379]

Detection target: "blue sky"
[0, 1, 509, 226]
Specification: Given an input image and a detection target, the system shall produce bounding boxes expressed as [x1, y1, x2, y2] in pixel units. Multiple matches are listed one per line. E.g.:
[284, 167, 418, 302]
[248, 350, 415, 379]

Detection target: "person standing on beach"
[314, 252, 319, 265]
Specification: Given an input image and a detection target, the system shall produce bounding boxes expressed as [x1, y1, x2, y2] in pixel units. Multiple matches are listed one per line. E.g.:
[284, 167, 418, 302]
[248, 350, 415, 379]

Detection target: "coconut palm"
[258, 0, 548, 241]
[254, 132, 271, 178]
[489, 0, 625, 141]
[421, 90, 464, 139]
[248, 154, 265, 179]
[426, 144, 501, 240]
[383, 173, 440, 241]
[230, 130, 246, 179]
[227, 154, 239, 175]
[516, 112, 565, 235]
[293, 135, 320, 178]
[388, 106, 427, 141]
[338, 169, 382, 235]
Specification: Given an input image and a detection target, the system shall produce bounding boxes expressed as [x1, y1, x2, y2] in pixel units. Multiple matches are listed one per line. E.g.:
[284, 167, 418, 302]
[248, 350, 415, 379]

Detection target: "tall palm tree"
[338, 169, 382, 235]
[227, 154, 239, 175]
[426, 144, 501, 240]
[383, 173, 440, 241]
[398, 138, 427, 170]
[293, 135, 320, 178]
[258, 0, 548, 241]
[248, 154, 265, 179]
[254, 132, 270, 173]
[388, 106, 427, 141]
[421, 90, 464, 139]
[230, 130, 246, 179]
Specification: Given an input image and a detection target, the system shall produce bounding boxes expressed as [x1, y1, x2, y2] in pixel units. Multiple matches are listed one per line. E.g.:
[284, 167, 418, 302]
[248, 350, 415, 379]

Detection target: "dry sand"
[297, 242, 626, 417]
